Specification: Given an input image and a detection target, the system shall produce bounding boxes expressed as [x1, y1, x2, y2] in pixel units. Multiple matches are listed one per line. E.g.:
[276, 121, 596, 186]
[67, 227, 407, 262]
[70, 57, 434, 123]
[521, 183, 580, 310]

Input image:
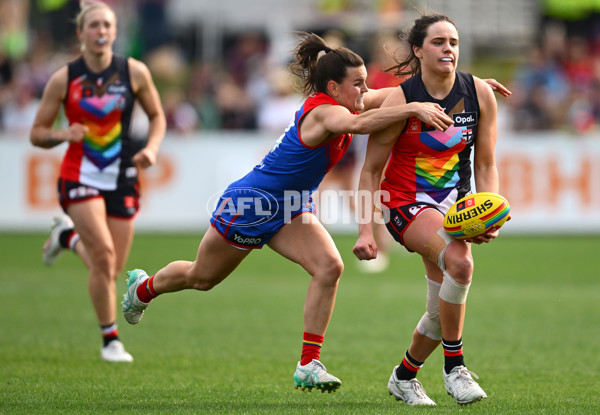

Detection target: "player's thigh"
[402, 208, 446, 255]
[189, 226, 252, 284]
[267, 214, 343, 278]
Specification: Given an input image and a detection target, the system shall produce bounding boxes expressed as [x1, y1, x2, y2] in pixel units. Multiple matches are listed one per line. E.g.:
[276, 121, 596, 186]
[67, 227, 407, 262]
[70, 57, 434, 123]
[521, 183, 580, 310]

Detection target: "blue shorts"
[210, 186, 315, 249]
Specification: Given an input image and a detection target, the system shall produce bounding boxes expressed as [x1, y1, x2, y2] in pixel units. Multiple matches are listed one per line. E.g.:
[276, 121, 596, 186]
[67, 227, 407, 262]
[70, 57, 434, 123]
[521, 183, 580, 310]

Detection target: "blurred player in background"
[353, 12, 508, 406]
[121, 31, 454, 393]
[30, 1, 166, 362]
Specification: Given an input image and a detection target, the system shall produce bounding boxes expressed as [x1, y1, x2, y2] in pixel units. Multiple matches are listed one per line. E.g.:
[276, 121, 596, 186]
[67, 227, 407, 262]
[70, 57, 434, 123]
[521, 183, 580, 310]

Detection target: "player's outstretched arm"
[482, 78, 511, 97]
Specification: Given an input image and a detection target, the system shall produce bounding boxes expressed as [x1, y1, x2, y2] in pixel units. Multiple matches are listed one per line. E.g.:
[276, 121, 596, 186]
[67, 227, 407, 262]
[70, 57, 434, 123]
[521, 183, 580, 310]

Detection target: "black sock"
[58, 229, 74, 248]
[100, 323, 119, 347]
[442, 338, 465, 374]
[395, 351, 423, 381]
[102, 335, 119, 347]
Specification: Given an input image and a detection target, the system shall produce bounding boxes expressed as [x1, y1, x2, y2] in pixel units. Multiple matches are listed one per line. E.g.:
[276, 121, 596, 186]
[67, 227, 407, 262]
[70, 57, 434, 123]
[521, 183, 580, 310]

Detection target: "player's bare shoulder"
[43, 66, 69, 101]
[127, 57, 153, 92]
[300, 102, 344, 146]
[473, 76, 497, 104]
[381, 85, 407, 108]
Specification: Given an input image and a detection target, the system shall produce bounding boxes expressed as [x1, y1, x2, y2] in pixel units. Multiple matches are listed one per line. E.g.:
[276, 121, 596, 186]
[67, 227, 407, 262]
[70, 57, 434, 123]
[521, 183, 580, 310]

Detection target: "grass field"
[1, 232, 599, 414]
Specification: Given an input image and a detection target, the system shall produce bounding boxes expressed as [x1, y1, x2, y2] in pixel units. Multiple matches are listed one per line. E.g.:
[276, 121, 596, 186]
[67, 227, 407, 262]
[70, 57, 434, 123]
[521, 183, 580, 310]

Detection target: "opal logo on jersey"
[452, 112, 477, 126]
[107, 84, 127, 95]
[207, 187, 279, 227]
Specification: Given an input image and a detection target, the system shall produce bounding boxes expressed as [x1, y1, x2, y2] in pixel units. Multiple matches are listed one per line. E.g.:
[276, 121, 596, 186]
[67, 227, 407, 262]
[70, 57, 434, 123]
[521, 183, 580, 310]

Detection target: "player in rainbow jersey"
[353, 13, 505, 406]
[30, 1, 166, 362]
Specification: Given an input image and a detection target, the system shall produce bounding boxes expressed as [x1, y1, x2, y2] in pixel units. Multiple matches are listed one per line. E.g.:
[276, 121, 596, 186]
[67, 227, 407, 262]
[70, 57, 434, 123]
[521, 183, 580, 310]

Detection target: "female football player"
[353, 13, 502, 405]
[30, 1, 166, 362]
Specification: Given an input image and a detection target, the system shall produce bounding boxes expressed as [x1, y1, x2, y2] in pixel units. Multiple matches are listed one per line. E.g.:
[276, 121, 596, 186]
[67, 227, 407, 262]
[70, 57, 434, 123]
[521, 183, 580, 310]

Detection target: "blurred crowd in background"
[2, 0, 600, 138]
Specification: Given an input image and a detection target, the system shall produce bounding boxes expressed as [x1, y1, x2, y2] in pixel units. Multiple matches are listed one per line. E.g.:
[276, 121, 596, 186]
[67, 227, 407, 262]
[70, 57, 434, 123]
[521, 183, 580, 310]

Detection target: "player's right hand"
[412, 102, 454, 132]
[353, 235, 378, 261]
[66, 123, 89, 143]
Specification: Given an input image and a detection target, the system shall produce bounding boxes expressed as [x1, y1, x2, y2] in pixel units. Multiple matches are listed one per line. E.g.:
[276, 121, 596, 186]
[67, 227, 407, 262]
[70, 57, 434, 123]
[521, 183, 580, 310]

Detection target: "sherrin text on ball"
[443, 192, 510, 239]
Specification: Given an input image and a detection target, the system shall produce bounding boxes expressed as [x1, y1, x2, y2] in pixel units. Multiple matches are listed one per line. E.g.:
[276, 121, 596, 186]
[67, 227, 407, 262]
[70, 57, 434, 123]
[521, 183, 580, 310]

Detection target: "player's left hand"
[483, 78, 512, 97]
[466, 228, 499, 244]
[132, 147, 157, 169]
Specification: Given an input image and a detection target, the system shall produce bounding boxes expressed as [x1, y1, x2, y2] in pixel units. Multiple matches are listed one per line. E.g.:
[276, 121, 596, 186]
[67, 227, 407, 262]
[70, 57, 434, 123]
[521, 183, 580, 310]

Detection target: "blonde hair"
[75, 1, 116, 32]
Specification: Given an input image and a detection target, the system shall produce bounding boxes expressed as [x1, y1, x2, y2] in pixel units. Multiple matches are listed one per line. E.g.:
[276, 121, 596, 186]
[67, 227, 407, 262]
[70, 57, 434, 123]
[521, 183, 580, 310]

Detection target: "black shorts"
[383, 202, 441, 247]
[58, 178, 140, 218]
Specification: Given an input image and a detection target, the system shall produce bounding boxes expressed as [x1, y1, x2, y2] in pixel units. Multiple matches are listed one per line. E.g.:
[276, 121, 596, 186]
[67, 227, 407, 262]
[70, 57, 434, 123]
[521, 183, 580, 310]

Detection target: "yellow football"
[443, 192, 511, 239]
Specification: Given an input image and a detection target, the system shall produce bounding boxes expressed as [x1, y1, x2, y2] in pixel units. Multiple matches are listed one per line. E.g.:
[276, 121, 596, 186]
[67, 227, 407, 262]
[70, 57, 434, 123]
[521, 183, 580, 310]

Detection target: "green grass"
[1, 232, 599, 414]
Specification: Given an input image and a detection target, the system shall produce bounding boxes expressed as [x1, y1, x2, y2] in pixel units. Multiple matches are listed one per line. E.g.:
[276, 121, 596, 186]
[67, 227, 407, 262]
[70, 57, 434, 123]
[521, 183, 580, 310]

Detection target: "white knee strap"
[416, 276, 442, 340]
[439, 270, 470, 304]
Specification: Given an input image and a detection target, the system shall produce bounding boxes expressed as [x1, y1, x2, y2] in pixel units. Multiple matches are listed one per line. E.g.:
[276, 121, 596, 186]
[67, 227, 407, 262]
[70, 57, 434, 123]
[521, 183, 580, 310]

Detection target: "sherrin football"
[443, 192, 510, 240]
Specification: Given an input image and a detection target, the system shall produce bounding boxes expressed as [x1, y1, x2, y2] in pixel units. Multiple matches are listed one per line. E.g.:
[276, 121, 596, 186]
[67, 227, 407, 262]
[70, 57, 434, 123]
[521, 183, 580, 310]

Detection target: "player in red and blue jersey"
[211, 92, 357, 249]
[121, 32, 454, 392]
[30, 2, 165, 362]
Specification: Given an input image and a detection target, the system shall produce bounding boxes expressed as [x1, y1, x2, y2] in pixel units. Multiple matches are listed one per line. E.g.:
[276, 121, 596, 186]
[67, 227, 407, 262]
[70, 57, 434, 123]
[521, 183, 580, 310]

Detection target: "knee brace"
[424, 228, 454, 271]
[439, 270, 470, 304]
[416, 276, 442, 340]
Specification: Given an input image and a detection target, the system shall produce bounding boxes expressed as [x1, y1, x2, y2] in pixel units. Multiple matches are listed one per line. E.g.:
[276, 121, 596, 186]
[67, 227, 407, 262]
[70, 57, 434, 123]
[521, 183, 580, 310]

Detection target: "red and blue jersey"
[249, 92, 353, 194]
[210, 92, 354, 248]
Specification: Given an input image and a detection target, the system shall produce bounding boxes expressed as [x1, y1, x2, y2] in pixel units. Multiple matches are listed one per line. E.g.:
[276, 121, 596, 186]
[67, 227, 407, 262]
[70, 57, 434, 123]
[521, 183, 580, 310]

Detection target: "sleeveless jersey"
[381, 71, 480, 212]
[235, 92, 353, 195]
[60, 56, 136, 191]
[210, 92, 354, 248]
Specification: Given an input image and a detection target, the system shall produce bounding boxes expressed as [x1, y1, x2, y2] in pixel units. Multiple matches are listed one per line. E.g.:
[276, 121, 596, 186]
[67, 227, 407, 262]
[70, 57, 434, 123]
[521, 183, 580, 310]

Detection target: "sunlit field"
[1, 232, 599, 414]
